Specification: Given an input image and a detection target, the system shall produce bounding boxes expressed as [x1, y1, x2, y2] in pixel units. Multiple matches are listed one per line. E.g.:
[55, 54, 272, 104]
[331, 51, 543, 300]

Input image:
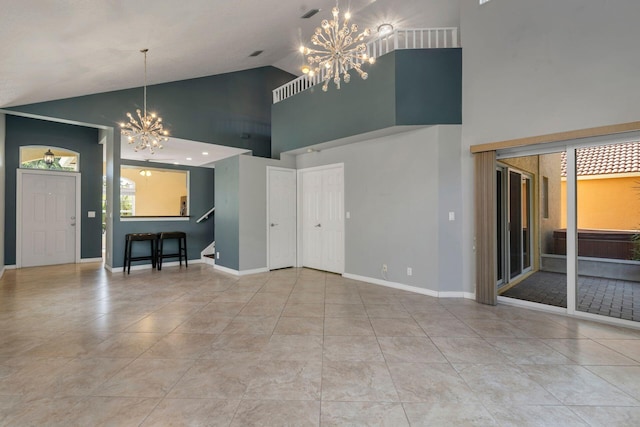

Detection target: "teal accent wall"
[214, 156, 240, 270]
[395, 49, 462, 125]
[4, 66, 293, 268]
[4, 115, 102, 264]
[271, 49, 462, 157]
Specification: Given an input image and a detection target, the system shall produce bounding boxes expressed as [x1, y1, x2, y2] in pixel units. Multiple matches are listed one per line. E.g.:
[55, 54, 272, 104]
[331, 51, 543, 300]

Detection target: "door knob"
[315, 223, 322, 228]
[70, 223, 76, 227]
[270, 223, 278, 227]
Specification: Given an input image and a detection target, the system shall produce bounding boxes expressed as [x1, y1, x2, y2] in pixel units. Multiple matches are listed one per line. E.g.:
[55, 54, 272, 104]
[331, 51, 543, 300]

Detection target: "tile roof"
[561, 141, 640, 176]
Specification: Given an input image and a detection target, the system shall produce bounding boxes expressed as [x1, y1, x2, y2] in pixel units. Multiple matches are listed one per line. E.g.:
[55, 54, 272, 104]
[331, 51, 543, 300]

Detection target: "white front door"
[299, 164, 345, 274]
[18, 170, 79, 267]
[268, 167, 297, 270]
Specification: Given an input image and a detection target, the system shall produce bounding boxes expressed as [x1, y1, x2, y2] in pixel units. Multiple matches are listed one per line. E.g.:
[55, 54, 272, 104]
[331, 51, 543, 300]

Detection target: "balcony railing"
[273, 27, 459, 104]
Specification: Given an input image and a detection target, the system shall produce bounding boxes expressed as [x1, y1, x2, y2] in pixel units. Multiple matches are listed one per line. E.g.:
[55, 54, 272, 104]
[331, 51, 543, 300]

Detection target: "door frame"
[266, 166, 297, 270]
[496, 163, 533, 288]
[296, 163, 345, 270]
[16, 169, 82, 268]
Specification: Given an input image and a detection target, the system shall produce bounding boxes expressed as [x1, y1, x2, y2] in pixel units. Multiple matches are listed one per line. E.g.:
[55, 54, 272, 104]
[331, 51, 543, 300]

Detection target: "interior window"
[120, 165, 188, 217]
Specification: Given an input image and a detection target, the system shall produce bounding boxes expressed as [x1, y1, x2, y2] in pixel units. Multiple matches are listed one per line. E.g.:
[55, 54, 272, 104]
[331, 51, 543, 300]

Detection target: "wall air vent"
[249, 50, 263, 57]
[301, 9, 320, 19]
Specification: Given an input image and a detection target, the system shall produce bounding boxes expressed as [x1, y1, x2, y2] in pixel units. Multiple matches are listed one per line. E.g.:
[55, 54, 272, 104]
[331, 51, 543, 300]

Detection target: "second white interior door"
[300, 164, 344, 274]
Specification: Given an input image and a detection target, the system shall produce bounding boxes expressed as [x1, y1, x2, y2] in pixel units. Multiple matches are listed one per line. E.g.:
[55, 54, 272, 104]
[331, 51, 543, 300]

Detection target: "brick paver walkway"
[501, 271, 640, 322]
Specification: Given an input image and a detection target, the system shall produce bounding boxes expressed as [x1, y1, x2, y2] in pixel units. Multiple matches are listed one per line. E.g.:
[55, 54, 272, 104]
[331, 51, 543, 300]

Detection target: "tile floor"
[1, 263, 640, 426]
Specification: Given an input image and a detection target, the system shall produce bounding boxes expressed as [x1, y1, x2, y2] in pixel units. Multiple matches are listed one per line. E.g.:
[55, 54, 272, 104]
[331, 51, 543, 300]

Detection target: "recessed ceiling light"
[202, 152, 209, 155]
[186, 157, 192, 161]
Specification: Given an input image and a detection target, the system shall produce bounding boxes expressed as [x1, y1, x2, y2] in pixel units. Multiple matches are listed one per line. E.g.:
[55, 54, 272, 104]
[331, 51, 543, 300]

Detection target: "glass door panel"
[576, 142, 640, 322]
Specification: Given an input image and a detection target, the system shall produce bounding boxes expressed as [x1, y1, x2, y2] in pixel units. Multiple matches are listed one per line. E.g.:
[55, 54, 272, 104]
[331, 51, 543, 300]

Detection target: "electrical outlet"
[407, 267, 412, 276]
[382, 264, 388, 272]
[216, 252, 220, 259]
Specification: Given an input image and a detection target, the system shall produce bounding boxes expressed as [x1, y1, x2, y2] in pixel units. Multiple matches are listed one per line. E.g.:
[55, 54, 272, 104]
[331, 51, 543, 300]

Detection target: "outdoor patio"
[501, 271, 640, 322]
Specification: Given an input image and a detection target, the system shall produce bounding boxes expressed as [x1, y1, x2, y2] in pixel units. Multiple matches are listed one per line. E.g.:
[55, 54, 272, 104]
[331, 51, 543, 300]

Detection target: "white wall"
[459, 0, 640, 294]
[296, 125, 463, 294]
[0, 114, 5, 277]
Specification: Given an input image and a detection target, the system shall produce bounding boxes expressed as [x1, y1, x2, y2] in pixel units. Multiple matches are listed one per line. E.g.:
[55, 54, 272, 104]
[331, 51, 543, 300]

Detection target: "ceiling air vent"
[249, 50, 263, 57]
[301, 9, 320, 19]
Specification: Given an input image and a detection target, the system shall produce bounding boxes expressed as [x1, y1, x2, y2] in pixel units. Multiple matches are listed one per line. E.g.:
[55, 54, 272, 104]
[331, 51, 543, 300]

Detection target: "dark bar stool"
[123, 233, 157, 274]
[156, 231, 188, 271]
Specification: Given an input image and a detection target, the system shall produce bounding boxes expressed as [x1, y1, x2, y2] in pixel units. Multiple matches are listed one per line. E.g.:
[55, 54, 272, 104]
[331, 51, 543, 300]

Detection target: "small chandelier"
[120, 49, 169, 154]
[43, 148, 55, 166]
[299, 5, 375, 91]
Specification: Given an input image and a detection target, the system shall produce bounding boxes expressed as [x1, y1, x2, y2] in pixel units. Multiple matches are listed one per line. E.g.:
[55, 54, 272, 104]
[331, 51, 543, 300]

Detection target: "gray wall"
[238, 155, 294, 271]
[4, 115, 102, 264]
[214, 156, 240, 270]
[296, 125, 463, 293]
[0, 114, 5, 275]
[459, 0, 640, 293]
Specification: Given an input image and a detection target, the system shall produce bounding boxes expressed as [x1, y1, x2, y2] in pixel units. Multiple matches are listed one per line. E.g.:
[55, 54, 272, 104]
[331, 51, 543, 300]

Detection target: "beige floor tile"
[323, 335, 384, 361]
[464, 319, 532, 338]
[542, 338, 639, 365]
[169, 359, 256, 399]
[173, 314, 234, 334]
[370, 317, 426, 336]
[597, 339, 640, 363]
[569, 406, 640, 426]
[282, 303, 325, 317]
[261, 334, 324, 361]
[402, 402, 499, 426]
[456, 363, 560, 405]
[141, 398, 240, 426]
[322, 361, 398, 402]
[485, 404, 588, 426]
[205, 334, 270, 360]
[96, 358, 194, 397]
[231, 399, 320, 427]
[325, 303, 367, 318]
[324, 317, 375, 336]
[72, 396, 161, 426]
[415, 317, 480, 337]
[197, 302, 246, 316]
[274, 316, 324, 335]
[388, 362, 478, 403]
[220, 315, 279, 335]
[431, 336, 509, 364]
[585, 365, 640, 400]
[522, 364, 640, 406]
[245, 360, 322, 400]
[86, 332, 164, 358]
[485, 338, 575, 364]
[378, 336, 448, 363]
[140, 333, 217, 359]
[321, 401, 409, 426]
[1, 396, 83, 427]
[365, 304, 411, 318]
[44, 357, 132, 397]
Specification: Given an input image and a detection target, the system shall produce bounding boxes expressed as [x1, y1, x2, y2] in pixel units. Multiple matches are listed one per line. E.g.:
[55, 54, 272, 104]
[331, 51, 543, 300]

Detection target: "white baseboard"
[109, 258, 202, 273]
[80, 257, 103, 263]
[4, 265, 17, 270]
[342, 273, 476, 300]
[213, 265, 269, 276]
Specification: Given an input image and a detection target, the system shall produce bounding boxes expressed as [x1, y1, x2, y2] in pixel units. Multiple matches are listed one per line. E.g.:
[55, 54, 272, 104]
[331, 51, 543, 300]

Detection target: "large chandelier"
[299, 5, 375, 92]
[120, 49, 168, 154]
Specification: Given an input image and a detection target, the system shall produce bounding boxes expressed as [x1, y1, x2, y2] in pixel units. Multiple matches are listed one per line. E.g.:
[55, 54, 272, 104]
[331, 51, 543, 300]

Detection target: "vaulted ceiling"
[0, 0, 460, 108]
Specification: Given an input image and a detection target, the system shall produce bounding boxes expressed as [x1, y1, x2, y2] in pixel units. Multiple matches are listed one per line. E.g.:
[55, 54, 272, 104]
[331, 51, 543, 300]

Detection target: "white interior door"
[19, 171, 79, 267]
[301, 169, 324, 270]
[299, 164, 344, 274]
[268, 167, 296, 270]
